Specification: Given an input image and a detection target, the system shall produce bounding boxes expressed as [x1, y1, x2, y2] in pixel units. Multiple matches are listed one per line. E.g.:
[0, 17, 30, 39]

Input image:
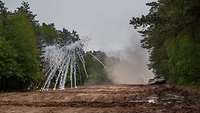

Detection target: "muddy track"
[0, 85, 200, 113]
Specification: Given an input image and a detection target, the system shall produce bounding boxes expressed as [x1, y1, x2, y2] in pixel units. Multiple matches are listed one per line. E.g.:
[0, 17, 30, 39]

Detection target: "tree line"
[130, 0, 200, 85]
[0, 1, 109, 91]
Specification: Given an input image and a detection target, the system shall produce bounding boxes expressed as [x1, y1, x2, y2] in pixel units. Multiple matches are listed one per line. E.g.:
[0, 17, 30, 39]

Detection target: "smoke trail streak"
[41, 40, 87, 90]
[89, 53, 105, 67]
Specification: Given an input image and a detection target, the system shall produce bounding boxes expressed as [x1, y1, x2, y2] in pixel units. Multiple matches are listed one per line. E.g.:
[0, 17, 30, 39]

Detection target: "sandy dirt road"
[0, 85, 200, 113]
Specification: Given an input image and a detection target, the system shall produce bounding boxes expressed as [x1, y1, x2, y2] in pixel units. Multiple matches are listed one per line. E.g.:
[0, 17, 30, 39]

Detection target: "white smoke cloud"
[106, 45, 154, 84]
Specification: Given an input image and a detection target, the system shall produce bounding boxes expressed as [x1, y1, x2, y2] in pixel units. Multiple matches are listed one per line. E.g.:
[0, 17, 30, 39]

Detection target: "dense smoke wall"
[106, 46, 154, 84]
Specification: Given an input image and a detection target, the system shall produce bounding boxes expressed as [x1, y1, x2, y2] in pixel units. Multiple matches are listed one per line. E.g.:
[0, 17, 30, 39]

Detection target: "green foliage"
[130, 0, 200, 85]
[8, 14, 41, 82]
[0, 1, 41, 91]
[0, 0, 110, 91]
[40, 23, 58, 44]
[57, 29, 80, 46]
[85, 51, 110, 85]
[0, 37, 18, 79]
[167, 34, 200, 84]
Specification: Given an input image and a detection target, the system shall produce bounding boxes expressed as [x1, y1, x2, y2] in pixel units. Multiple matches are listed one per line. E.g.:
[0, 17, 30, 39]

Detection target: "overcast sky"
[3, 0, 150, 53]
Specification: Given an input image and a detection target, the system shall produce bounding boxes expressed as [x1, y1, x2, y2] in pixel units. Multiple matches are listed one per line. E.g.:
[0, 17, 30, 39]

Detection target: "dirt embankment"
[0, 85, 200, 113]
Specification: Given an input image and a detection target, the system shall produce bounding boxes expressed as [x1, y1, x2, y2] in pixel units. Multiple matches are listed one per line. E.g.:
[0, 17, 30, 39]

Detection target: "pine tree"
[130, 0, 200, 85]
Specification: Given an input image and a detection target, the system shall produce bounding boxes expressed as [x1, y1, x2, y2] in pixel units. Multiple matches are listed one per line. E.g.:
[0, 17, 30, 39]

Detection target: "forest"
[1, 0, 200, 112]
[0, 0, 200, 91]
[0, 1, 109, 91]
[130, 0, 200, 85]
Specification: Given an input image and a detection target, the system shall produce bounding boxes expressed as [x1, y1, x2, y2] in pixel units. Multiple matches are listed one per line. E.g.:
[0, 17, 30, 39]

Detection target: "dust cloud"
[106, 46, 154, 84]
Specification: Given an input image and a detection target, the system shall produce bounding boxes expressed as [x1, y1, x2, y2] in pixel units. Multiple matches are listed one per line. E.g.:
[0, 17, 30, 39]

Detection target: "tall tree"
[0, 1, 42, 90]
[130, 0, 200, 85]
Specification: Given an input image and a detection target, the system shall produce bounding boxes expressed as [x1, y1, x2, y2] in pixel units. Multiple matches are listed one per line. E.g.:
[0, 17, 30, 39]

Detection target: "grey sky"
[3, 0, 154, 84]
[3, 0, 150, 53]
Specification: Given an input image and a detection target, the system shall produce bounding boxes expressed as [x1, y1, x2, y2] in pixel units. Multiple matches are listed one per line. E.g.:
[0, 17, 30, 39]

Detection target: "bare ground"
[0, 85, 200, 113]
